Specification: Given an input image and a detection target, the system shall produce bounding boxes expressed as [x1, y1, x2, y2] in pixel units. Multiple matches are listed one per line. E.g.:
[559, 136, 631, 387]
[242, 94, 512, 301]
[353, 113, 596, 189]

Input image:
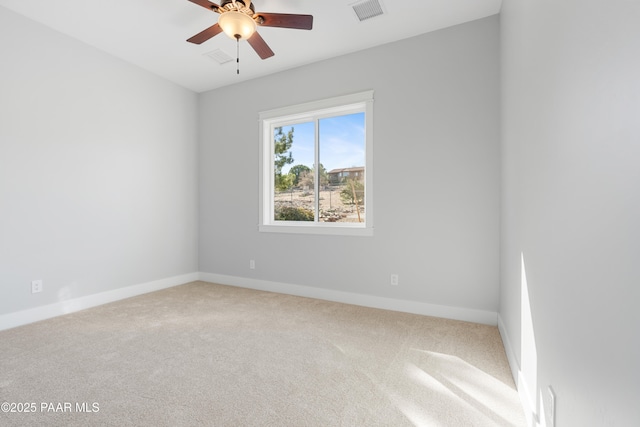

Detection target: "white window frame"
[259, 91, 374, 236]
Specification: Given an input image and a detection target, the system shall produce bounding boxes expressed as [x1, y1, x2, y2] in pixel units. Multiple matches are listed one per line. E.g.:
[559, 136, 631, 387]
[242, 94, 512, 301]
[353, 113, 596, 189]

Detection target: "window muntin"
[259, 91, 373, 236]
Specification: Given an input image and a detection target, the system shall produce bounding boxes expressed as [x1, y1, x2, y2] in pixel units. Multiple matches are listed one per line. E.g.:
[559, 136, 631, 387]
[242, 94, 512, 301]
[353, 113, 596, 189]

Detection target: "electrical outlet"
[31, 280, 43, 294]
[390, 274, 399, 286]
[250, 259, 255, 270]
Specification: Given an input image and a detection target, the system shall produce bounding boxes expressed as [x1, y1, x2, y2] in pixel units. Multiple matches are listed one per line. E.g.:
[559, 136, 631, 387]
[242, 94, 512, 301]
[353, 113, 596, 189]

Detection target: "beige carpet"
[0, 281, 525, 426]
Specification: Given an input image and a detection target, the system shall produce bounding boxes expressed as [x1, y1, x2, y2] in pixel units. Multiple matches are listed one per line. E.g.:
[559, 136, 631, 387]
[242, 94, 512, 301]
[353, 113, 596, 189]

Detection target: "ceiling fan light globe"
[219, 11, 257, 40]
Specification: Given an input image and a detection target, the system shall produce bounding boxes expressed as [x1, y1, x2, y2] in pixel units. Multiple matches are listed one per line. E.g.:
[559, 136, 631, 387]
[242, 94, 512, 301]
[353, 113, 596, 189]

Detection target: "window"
[259, 91, 373, 236]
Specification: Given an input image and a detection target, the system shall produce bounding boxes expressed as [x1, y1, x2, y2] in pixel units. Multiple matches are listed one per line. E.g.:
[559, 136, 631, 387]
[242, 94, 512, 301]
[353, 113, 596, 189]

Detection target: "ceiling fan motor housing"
[220, 0, 256, 14]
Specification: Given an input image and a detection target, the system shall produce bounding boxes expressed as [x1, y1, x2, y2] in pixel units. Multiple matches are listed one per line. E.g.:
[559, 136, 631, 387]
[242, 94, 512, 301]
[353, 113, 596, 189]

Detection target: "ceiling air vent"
[351, 0, 385, 22]
[204, 49, 234, 65]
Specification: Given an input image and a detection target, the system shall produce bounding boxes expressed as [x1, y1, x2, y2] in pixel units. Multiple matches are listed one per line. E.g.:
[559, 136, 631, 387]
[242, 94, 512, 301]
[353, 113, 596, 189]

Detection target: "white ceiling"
[0, 0, 501, 93]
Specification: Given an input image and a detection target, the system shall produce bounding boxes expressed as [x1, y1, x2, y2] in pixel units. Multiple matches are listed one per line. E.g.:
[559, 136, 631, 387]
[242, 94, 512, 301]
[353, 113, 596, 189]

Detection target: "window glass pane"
[318, 112, 366, 223]
[260, 91, 372, 234]
[273, 121, 316, 222]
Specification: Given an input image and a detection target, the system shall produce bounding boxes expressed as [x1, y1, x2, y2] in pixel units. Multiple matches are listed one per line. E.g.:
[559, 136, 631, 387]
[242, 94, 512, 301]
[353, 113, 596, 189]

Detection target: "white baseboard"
[498, 314, 539, 427]
[199, 272, 498, 325]
[498, 314, 519, 384]
[1, 271, 497, 329]
[0, 272, 199, 331]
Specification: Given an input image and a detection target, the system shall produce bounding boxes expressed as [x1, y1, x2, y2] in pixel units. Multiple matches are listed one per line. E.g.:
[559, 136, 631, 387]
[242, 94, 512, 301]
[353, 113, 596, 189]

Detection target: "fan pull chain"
[236, 36, 240, 75]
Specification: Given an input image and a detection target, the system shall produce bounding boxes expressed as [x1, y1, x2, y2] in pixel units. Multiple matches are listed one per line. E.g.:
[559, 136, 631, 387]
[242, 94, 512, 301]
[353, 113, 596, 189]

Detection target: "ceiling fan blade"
[187, 23, 223, 44]
[187, 0, 221, 12]
[247, 32, 275, 59]
[255, 13, 313, 30]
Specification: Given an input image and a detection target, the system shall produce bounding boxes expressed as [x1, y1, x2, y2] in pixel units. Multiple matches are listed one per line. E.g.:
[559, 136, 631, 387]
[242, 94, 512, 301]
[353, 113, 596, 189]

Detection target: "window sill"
[259, 223, 374, 237]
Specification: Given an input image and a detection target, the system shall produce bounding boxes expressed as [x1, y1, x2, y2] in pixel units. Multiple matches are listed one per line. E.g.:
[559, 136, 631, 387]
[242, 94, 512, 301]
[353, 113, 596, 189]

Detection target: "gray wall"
[0, 7, 199, 315]
[500, 0, 640, 425]
[199, 16, 501, 313]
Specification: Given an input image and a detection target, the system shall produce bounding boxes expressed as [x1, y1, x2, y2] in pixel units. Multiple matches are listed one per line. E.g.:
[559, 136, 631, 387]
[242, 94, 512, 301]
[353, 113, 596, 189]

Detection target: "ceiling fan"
[186, 0, 313, 60]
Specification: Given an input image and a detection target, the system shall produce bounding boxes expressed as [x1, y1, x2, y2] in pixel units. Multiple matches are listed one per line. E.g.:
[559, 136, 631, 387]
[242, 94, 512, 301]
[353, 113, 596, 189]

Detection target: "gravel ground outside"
[274, 185, 364, 223]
